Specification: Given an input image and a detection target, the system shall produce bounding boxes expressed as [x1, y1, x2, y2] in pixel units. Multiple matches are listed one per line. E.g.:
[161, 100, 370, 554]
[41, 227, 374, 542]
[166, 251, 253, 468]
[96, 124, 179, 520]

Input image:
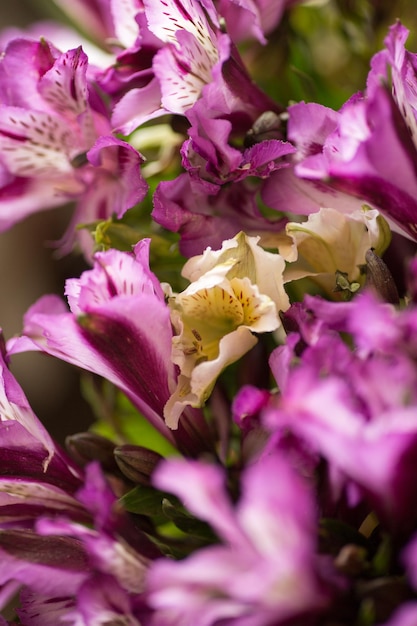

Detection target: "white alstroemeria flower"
[164, 232, 289, 428]
[277, 206, 391, 293]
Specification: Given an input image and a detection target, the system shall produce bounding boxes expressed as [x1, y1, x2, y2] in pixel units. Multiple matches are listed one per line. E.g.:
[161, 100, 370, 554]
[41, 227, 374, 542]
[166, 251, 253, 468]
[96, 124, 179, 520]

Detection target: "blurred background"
[0, 0, 416, 445]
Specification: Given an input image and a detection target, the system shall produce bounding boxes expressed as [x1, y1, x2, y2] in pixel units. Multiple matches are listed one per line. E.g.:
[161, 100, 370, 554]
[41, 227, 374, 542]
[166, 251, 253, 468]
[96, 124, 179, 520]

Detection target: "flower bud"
[65, 432, 117, 471]
[365, 248, 399, 304]
[114, 445, 163, 485]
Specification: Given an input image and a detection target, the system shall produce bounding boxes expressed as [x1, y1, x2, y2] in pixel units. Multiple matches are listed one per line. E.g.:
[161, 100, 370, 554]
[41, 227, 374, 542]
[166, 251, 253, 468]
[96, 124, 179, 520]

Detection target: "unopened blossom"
[146, 451, 330, 625]
[164, 232, 289, 427]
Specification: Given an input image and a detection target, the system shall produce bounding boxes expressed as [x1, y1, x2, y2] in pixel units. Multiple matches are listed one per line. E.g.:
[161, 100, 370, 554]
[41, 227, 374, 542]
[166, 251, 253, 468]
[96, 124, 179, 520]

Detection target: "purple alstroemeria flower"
[279, 22, 417, 241]
[182, 99, 294, 186]
[111, 0, 281, 134]
[0, 343, 85, 616]
[0, 463, 157, 624]
[265, 291, 417, 532]
[8, 239, 213, 456]
[146, 451, 330, 626]
[0, 37, 147, 251]
[0, 351, 158, 620]
[0, 338, 82, 495]
[110, 0, 230, 133]
[152, 77, 293, 255]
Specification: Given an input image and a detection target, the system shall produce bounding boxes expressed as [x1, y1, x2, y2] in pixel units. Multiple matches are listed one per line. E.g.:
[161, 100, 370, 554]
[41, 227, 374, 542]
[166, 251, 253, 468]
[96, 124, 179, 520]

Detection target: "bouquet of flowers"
[1, 1, 417, 624]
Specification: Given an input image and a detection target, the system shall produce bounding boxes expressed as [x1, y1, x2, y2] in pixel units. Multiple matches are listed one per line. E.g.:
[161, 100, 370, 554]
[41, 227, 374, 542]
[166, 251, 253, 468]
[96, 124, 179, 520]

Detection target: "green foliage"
[81, 375, 178, 457]
[120, 484, 218, 557]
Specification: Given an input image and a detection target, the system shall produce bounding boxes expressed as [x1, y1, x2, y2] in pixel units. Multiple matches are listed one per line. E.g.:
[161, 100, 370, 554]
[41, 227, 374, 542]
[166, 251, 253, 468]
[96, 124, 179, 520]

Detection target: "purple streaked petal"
[143, 0, 219, 57]
[0, 477, 89, 529]
[38, 47, 89, 121]
[0, 39, 59, 110]
[17, 589, 76, 626]
[0, 530, 88, 596]
[111, 78, 167, 134]
[9, 299, 176, 443]
[153, 458, 246, 546]
[0, 107, 78, 177]
[152, 174, 287, 257]
[86, 135, 148, 218]
[153, 38, 207, 114]
[8, 243, 179, 444]
[37, 516, 149, 595]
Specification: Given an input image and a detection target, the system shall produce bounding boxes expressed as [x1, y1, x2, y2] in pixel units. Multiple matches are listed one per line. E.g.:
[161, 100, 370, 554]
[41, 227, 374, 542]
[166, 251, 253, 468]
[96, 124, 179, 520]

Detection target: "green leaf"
[120, 484, 167, 523]
[161, 499, 217, 542]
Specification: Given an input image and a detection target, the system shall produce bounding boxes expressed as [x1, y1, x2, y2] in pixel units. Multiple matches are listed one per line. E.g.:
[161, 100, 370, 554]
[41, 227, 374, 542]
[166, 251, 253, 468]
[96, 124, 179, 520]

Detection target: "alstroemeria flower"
[164, 232, 289, 427]
[0, 463, 158, 624]
[112, 0, 278, 133]
[266, 291, 417, 531]
[0, 38, 147, 250]
[146, 451, 330, 625]
[8, 240, 212, 454]
[277, 206, 391, 294]
[285, 22, 417, 242]
[111, 0, 230, 132]
[182, 100, 294, 187]
[0, 324, 158, 620]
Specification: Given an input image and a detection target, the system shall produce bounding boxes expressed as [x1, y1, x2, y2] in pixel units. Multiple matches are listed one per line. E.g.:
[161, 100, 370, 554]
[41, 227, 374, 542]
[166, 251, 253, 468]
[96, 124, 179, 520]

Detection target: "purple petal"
[86, 135, 148, 218]
[0, 530, 88, 596]
[152, 174, 287, 257]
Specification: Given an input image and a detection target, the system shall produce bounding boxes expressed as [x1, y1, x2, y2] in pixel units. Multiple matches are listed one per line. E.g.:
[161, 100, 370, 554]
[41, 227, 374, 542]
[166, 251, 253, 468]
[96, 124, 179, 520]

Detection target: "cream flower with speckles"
[164, 232, 289, 428]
